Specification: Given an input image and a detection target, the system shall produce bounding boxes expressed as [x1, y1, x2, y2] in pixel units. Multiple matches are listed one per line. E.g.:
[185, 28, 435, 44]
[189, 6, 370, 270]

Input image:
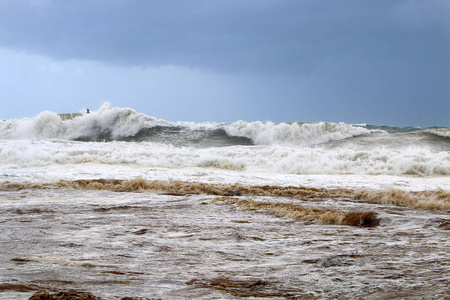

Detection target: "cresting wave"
[0, 102, 376, 146]
[226, 120, 374, 146]
[425, 127, 450, 139]
[0, 103, 167, 141]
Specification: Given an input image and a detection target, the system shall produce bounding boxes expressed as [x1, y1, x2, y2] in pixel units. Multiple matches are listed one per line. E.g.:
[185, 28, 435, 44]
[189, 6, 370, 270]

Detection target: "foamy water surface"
[1, 104, 449, 299]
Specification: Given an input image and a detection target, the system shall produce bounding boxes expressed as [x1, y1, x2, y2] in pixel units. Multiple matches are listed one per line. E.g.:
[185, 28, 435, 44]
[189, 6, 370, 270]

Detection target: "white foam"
[426, 127, 450, 138]
[225, 120, 376, 146]
[1, 139, 449, 177]
[0, 102, 167, 140]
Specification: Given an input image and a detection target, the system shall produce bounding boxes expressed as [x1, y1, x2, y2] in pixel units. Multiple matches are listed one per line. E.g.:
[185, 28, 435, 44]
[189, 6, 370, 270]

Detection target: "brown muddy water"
[0, 183, 449, 299]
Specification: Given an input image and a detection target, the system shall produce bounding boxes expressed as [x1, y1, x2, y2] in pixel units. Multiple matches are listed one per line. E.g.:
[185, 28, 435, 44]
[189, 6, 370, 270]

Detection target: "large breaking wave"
[0, 103, 377, 147]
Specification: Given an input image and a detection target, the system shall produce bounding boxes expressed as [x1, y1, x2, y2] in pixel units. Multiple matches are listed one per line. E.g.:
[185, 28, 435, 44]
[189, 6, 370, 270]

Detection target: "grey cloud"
[0, 0, 424, 74]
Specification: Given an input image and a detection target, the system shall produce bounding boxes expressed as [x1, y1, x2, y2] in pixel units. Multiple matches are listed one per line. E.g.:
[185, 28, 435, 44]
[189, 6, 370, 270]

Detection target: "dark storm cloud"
[2, 0, 442, 75]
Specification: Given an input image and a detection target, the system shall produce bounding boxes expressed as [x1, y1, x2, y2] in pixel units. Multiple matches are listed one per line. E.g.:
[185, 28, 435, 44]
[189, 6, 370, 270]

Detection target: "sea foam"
[0, 103, 166, 141]
[225, 120, 374, 146]
[1, 138, 449, 176]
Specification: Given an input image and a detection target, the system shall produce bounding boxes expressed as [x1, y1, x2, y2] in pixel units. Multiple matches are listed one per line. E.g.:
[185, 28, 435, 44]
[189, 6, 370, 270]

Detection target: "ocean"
[1, 103, 449, 299]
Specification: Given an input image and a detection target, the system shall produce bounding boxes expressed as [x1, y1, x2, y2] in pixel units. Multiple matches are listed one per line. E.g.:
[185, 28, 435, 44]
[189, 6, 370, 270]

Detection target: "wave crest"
[1, 104, 378, 147]
[0, 102, 164, 141]
[425, 128, 450, 139]
[225, 120, 375, 146]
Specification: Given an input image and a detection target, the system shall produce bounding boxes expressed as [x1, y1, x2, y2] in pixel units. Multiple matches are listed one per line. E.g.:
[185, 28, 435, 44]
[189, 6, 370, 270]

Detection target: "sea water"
[0, 103, 449, 299]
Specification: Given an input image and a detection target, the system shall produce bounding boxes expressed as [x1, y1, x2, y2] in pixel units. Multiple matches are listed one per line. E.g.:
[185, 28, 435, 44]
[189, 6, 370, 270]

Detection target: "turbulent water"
[1, 103, 449, 299]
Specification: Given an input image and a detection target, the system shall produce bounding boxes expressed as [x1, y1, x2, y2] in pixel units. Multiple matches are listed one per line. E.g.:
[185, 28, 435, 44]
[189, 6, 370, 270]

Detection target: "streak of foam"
[354, 188, 450, 212]
[19, 257, 118, 268]
[212, 197, 380, 227]
[1, 177, 449, 212]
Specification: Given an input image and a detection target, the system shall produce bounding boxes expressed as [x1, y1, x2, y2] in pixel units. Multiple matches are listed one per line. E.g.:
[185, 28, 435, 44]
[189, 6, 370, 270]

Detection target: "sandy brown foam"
[28, 290, 141, 300]
[1, 177, 449, 212]
[212, 197, 379, 227]
[354, 188, 450, 213]
[29, 290, 100, 300]
[186, 277, 312, 298]
[0, 177, 354, 197]
[0, 283, 40, 292]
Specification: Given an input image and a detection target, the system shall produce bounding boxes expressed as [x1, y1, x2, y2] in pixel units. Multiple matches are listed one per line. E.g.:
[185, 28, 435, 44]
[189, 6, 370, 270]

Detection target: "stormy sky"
[0, 0, 449, 126]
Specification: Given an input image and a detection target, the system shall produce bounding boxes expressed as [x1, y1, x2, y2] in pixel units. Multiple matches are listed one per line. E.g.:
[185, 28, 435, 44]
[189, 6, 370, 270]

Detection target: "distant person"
[86, 109, 90, 114]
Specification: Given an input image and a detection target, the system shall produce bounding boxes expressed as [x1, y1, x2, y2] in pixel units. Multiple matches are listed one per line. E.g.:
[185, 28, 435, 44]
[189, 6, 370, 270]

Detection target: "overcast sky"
[0, 0, 449, 126]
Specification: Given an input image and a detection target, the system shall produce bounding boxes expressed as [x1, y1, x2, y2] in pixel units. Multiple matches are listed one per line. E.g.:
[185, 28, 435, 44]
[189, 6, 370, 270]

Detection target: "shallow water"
[1, 187, 449, 299]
